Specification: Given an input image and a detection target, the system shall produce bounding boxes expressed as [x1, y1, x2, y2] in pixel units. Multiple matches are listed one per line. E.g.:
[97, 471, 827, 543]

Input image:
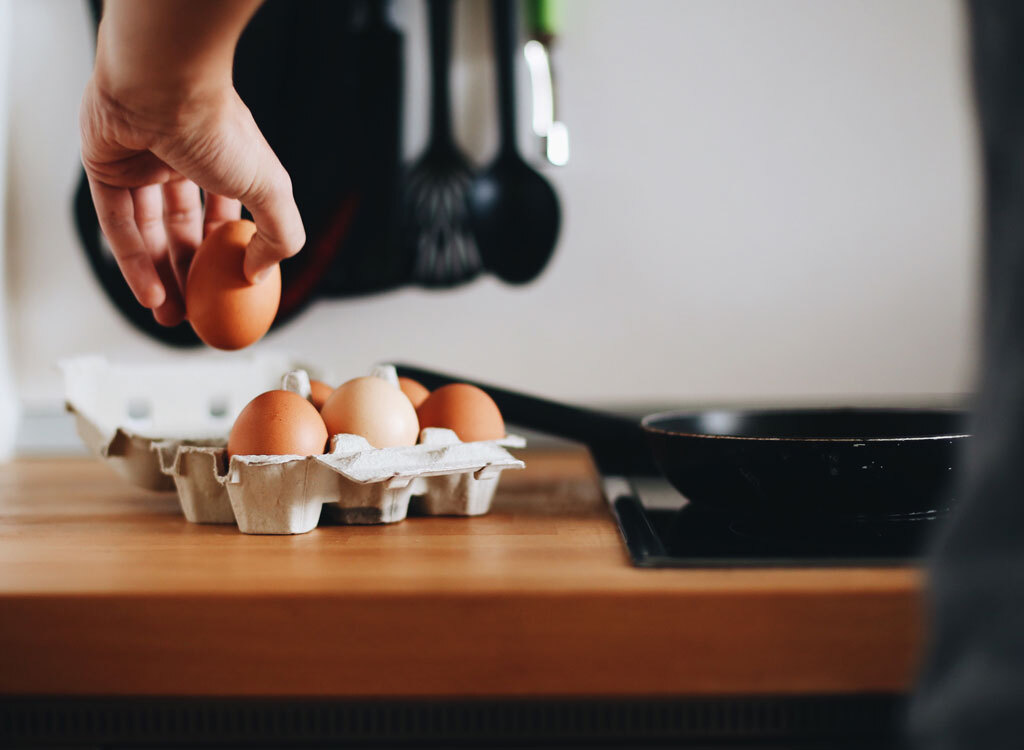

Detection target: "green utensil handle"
[526, 0, 558, 39]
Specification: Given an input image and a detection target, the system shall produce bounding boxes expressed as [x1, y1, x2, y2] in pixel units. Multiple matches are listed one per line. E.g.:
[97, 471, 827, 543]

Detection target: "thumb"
[240, 153, 305, 283]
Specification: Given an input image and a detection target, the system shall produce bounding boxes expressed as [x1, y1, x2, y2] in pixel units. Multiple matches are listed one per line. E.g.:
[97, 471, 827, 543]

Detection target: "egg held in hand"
[309, 380, 334, 411]
[228, 390, 329, 458]
[416, 383, 505, 442]
[398, 377, 430, 409]
[321, 376, 419, 448]
[186, 220, 281, 350]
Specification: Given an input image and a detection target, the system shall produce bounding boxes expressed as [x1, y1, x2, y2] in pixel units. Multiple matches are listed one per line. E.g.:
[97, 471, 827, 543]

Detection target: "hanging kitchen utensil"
[394, 364, 970, 525]
[401, 0, 481, 287]
[236, 0, 358, 320]
[524, 0, 569, 166]
[469, 0, 562, 285]
[317, 0, 408, 298]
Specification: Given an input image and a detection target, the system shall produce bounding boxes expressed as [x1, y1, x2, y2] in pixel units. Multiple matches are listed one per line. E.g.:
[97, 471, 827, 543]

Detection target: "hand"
[79, 1, 304, 327]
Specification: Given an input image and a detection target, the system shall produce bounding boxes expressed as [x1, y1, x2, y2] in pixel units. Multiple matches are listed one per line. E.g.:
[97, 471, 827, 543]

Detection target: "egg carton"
[158, 428, 525, 534]
[62, 356, 526, 534]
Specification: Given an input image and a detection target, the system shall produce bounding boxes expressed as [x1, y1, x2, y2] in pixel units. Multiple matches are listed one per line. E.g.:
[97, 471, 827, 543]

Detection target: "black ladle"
[469, 0, 562, 285]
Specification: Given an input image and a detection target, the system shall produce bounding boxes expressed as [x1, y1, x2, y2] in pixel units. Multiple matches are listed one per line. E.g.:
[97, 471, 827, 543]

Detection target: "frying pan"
[394, 365, 970, 522]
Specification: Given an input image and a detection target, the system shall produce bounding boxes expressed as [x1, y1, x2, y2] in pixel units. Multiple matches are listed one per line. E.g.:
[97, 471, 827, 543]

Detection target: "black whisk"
[402, 0, 481, 287]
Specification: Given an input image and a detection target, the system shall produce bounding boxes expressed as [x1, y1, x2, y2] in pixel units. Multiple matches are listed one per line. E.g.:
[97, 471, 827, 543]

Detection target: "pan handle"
[392, 364, 657, 474]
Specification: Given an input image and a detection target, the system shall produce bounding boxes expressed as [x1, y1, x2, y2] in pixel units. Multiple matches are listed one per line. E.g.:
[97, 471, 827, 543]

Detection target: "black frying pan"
[394, 365, 970, 522]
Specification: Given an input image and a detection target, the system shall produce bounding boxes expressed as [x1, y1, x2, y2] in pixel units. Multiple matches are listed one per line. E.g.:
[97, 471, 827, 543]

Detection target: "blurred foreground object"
[910, 2, 1024, 748]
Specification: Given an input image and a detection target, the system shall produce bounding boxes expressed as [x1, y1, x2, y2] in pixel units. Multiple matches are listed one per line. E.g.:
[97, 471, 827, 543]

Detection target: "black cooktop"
[605, 475, 940, 568]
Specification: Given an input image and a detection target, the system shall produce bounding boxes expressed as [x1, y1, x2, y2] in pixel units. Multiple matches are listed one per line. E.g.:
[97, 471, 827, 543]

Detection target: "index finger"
[87, 176, 166, 309]
[239, 153, 305, 283]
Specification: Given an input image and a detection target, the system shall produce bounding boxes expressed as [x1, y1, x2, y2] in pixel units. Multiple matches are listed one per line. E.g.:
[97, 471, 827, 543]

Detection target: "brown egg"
[321, 376, 420, 448]
[227, 390, 328, 458]
[398, 377, 430, 409]
[186, 220, 281, 350]
[416, 384, 505, 442]
[309, 380, 334, 411]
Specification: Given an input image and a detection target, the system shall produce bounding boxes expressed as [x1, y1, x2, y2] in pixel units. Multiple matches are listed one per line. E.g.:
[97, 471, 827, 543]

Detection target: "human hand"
[79, 0, 304, 327]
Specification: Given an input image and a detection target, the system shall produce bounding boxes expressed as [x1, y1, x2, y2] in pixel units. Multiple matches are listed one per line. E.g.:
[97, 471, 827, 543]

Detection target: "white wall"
[4, 0, 978, 408]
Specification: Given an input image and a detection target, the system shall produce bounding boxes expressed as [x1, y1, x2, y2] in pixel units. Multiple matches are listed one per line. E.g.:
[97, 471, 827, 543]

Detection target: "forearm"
[93, 0, 261, 109]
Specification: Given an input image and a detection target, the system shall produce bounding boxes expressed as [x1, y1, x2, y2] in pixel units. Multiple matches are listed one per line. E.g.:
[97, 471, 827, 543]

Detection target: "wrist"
[92, 41, 232, 126]
[91, 0, 249, 121]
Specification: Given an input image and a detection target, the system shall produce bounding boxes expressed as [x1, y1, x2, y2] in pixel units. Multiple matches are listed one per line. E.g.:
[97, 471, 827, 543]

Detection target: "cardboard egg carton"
[62, 356, 526, 534]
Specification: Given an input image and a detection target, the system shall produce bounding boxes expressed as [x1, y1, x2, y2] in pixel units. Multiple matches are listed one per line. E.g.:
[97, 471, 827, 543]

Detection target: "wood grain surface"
[0, 452, 923, 697]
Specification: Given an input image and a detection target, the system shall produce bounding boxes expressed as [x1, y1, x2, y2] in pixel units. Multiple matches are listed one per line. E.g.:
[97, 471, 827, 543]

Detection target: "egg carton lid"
[60, 353, 303, 441]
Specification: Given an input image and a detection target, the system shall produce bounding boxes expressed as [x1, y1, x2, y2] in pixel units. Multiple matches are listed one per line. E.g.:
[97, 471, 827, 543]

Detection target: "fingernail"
[252, 268, 270, 285]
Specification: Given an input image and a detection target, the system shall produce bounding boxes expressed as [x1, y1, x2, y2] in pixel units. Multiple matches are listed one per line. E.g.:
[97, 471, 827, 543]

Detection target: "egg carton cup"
[160, 428, 526, 534]
[61, 354, 298, 492]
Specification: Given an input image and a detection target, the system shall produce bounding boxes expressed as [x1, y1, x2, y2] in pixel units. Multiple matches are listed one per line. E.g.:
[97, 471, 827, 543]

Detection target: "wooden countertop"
[0, 451, 922, 698]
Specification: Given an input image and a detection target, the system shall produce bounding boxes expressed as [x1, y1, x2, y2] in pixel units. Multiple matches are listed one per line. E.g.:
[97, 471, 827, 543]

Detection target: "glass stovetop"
[605, 475, 939, 568]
